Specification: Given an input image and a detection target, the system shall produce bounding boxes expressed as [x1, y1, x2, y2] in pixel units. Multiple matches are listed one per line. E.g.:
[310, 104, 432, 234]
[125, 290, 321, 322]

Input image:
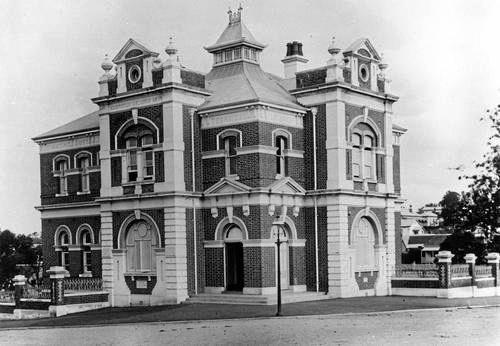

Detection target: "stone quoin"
[33, 7, 406, 306]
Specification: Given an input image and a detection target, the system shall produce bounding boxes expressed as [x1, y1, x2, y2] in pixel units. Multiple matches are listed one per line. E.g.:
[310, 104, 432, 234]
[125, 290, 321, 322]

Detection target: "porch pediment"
[112, 38, 159, 63]
[204, 177, 251, 196]
[267, 177, 306, 195]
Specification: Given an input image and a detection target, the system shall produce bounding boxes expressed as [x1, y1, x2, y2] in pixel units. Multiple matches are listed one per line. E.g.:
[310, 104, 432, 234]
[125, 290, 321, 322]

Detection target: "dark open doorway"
[225, 242, 244, 291]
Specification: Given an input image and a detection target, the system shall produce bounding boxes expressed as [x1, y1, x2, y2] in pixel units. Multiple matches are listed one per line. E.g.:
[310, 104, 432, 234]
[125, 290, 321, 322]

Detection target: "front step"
[185, 291, 329, 305]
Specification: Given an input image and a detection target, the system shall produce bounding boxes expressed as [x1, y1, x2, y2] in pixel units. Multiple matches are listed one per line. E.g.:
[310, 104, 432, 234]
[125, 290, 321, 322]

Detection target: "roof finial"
[328, 36, 340, 56]
[101, 54, 113, 74]
[228, 4, 242, 24]
[165, 35, 178, 57]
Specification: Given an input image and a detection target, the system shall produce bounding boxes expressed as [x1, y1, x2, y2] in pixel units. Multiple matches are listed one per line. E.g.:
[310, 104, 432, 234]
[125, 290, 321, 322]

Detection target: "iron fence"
[21, 283, 51, 300]
[0, 290, 15, 303]
[63, 277, 103, 292]
[451, 264, 470, 278]
[475, 265, 493, 277]
[394, 264, 439, 278]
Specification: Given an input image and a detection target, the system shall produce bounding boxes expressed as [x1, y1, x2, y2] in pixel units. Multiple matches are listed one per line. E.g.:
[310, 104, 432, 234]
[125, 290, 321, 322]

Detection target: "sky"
[1, 0, 499, 234]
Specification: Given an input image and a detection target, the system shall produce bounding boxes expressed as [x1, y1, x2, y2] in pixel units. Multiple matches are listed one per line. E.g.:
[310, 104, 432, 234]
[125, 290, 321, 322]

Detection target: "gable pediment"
[204, 177, 251, 195]
[267, 177, 306, 195]
[112, 38, 159, 63]
[344, 38, 381, 61]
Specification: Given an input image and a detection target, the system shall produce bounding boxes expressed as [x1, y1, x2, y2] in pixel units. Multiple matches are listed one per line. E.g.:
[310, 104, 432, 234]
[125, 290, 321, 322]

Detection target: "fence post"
[47, 266, 68, 305]
[485, 253, 500, 289]
[12, 275, 26, 308]
[464, 253, 477, 287]
[436, 251, 454, 289]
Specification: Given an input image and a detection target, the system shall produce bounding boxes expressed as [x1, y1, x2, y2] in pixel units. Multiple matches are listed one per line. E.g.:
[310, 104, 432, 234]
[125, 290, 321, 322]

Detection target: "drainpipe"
[190, 107, 198, 295]
[311, 107, 319, 292]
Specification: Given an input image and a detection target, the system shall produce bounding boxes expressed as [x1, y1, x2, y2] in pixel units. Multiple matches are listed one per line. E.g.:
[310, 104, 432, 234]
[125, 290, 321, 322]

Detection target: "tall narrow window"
[223, 136, 237, 176]
[55, 158, 69, 195]
[126, 137, 138, 182]
[141, 134, 154, 180]
[276, 135, 288, 176]
[58, 231, 70, 271]
[364, 135, 374, 179]
[352, 134, 362, 178]
[80, 229, 92, 274]
[76, 155, 90, 193]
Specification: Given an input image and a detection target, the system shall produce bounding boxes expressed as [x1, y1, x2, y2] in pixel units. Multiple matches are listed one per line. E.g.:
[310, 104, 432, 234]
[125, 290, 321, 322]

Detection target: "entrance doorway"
[225, 242, 244, 291]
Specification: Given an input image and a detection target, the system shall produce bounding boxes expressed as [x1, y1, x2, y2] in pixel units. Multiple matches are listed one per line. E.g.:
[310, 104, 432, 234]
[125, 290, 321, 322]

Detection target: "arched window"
[225, 226, 243, 240]
[79, 228, 93, 274]
[75, 152, 91, 193]
[55, 227, 71, 271]
[54, 156, 69, 195]
[275, 135, 288, 176]
[354, 217, 376, 270]
[351, 126, 377, 180]
[120, 124, 156, 182]
[125, 220, 159, 272]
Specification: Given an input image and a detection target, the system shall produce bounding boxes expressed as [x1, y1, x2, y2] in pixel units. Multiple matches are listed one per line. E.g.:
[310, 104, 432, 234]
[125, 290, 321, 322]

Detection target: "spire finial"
[328, 36, 340, 56]
[228, 4, 242, 24]
[165, 35, 178, 57]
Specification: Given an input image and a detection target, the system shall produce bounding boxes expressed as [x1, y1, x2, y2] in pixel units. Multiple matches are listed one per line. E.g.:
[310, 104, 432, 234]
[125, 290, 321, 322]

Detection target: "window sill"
[77, 191, 91, 195]
[79, 273, 93, 278]
[55, 193, 68, 197]
[225, 174, 239, 180]
[352, 177, 377, 184]
[122, 180, 156, 187]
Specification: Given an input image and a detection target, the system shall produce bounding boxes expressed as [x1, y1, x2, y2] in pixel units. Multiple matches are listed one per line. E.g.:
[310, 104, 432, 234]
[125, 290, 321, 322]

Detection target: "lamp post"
[272, 224, 285, 317]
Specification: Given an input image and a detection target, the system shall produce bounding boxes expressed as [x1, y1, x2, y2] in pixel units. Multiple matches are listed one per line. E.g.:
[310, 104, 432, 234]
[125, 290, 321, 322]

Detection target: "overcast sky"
[1, 0, 499, 234]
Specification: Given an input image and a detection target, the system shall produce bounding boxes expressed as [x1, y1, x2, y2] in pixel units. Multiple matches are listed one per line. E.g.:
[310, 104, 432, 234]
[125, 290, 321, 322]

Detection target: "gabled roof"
[407, 234, 450, 250]
[204, 177, 251, 195]
[33, 111, 99, 141]
[343, 38, 381, 61]
[112, 38, 159, 63]
[199, 61, 305, 112]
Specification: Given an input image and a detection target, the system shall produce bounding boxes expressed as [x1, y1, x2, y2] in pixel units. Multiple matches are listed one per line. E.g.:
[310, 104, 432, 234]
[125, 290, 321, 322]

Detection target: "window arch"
[116, 120, 158, 183]
[118, 213, 161, 273]
[54, 225, 71, 271]
[76, 224, 94, 275]
[214, 216, 248, 241]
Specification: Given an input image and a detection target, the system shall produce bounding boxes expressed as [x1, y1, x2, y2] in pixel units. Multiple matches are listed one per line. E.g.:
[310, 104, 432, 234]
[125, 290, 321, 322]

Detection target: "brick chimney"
[281, 41, 308, 78]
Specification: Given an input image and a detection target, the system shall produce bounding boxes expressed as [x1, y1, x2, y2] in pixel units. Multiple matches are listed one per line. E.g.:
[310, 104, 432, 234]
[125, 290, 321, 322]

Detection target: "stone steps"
[185, 291, 329, 305]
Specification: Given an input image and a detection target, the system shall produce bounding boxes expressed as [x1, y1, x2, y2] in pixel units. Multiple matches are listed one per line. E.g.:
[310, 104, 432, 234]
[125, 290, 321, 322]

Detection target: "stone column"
[47, 266, 68, 305]
[485, 252, 500, 288]
[164, 205, 188, 303]
[437, 251, 454, 292]
[327, 204, 352, 297]
[384, 205, 395, 294]
[162, 101, 185, 192]
[100, 210, 114, 293]
[326, 100, 350, 190]
[12, 275, 26, 308]
[464, 253, 477, 287]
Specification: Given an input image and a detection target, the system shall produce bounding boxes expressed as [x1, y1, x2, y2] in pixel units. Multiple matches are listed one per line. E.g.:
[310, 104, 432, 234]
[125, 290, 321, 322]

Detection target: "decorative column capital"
[486, 252, 500, 264]
[436, 250, 454, 263]
[464, 253, 477, 264]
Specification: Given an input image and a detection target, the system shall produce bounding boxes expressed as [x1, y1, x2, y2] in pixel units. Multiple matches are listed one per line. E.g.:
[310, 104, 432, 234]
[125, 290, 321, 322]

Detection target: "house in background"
[33, 8, 405, 306]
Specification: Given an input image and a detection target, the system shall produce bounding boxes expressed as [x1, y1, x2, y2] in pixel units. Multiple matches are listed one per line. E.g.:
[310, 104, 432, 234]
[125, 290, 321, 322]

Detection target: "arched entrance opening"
[271, 223, 292, 290]
[224, 225, 244, 291]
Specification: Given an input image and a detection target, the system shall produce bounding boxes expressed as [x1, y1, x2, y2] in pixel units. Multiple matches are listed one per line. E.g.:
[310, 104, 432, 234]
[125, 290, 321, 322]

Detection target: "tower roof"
[205, 7, 265, 52]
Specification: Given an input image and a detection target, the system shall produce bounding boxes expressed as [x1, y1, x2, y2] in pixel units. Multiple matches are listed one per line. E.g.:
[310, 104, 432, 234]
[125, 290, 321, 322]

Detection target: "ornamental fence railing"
[451, 264, 470, 278]
[394, 264, 439, 278]
[21, 282, 51, 300]
[475, 265, 493, 277]
[0, 290, 15, 303]
[63, 277, 103, 292]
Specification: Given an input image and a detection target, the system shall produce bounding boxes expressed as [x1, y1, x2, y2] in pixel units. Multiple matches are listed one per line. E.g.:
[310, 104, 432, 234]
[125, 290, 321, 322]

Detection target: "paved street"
[1, 306, 499, 345]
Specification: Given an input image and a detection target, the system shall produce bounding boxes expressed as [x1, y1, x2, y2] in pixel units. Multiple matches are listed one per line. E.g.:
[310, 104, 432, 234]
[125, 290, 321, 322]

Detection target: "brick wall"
[41, 215, 100, 275]
[393, 145, 401, 194]
[183, 105, 204, 192]
[289, 246, 306, 286]
[304, 206, 327, 291]
[40, 146, 100, 205]
[112, 209, 164, 249]
[243, 247, 276, 288]
[204, 247, 224, 287]
[303, 105, 326, 190]
[345, 104, 386, 146]
[108, 105, 163, 150]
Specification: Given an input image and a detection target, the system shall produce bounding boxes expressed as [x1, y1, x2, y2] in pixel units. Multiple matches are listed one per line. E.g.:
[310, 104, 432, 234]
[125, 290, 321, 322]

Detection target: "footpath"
[1, 295, 500, 330]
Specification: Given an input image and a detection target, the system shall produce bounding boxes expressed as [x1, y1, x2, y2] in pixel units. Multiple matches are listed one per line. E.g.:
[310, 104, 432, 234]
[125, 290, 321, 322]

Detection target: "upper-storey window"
[75, 152, 91, 193]
[223, 136, 237, 176]
[351, 129, 376, 181]
[275, 135, 288, 176]
[120, 123, 157, 183]
[54, 156, 69, 196]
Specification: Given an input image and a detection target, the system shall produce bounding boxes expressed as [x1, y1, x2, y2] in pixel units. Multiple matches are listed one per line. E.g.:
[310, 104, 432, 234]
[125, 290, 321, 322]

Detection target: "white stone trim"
[75, 223, 95, 245]
[52, 154, 71, 171]
[242, 239, 275, 247]
[205, 287, 225, 294]
[35, 131, 100, 150]
[288, 239, 306, 247]
[283, 149, 304, 158]
[116, 211, 161, 249]
[201, 150, 225, 159]
[114, 116, 160, 150]
[243, 287, 275, 295]
[203, 240, 225, 248]
[74, 150, 93, 167]
[236, 145, 277, 156]
[216, 129, 242, 150]
[54, 225, 72, 246]
[214, 216, 249, 241]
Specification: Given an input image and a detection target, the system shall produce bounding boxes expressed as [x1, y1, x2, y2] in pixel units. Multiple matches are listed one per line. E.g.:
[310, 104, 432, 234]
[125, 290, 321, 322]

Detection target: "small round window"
[359, 64, 369, 82]
[128, 65, 141, 84]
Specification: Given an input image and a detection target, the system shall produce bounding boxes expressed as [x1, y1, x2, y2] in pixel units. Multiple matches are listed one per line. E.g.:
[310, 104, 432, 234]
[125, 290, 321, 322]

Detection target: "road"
[1, 307, 499, 345]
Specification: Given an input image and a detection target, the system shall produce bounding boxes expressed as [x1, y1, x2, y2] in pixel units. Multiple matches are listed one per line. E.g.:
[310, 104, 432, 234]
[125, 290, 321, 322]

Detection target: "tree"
[439, 230, 487, 264]
[439, 191, 463, 229]
[0, 230, 42, 289]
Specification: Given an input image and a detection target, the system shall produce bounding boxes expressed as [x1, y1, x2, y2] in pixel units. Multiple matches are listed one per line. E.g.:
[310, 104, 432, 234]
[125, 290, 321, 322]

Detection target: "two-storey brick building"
[33, 8, 405, 306]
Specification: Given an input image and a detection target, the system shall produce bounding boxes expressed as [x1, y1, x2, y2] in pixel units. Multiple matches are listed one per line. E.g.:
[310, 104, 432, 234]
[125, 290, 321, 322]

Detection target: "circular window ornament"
[359, 64, 369, 82]
[128, 65, 141, 84]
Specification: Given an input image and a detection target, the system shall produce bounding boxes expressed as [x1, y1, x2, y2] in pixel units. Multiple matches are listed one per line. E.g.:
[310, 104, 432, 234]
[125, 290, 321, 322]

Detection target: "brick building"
[33, 8, 405, 306]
